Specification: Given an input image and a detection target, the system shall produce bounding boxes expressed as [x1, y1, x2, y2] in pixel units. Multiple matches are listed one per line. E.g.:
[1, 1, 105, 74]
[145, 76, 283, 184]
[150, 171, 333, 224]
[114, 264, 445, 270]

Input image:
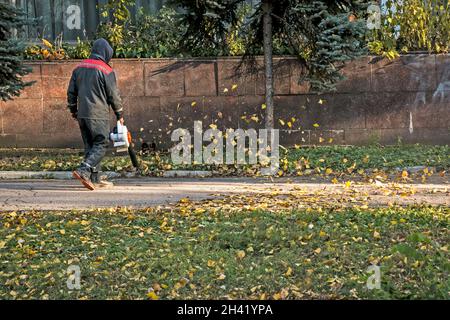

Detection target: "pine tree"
[0, 2, 33, 101]
[170, 0, 369, 129]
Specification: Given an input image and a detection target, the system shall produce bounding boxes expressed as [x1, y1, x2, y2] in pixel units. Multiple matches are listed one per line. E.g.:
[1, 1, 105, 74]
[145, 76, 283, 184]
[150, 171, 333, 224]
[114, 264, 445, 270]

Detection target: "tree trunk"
[11, 0, 17, 38]
[262, 0, 274, 130]
[49, 0, 56, 40]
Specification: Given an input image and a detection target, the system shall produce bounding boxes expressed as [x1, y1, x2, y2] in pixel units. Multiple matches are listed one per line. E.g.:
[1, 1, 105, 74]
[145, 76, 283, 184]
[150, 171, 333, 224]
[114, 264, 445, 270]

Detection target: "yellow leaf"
[42, 38, 53, 49]
[318, 99, 325, 105]
[231, 84, 238, 91]
[223, 88, 229, 93]
[236, 250, 246, 259]
[373, 230, 380, 239]
[285, 267, 293, 277]
[146, 291, 159, 300]
[194, 208, 206, 214]
[207, 260, 216, 267]
[319, 137, 325, 143]
[331, 177, 339, 184]
[209, 124, 217, 130]
[191, 101, 197, 107]
[279, 119, 285, 126]
[345, 181, 352, 188]
[401, 170, 409, 179]
[313, 123, 320, 128]
[325, 168, 333, 175]
[59, 229, 66, 235]
[261, 103, 267, 110]
[314, 248, 321, 254]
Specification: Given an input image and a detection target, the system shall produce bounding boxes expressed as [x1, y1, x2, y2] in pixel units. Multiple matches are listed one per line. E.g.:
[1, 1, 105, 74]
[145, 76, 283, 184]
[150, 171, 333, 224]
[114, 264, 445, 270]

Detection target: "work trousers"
[78, 118, 109, 175]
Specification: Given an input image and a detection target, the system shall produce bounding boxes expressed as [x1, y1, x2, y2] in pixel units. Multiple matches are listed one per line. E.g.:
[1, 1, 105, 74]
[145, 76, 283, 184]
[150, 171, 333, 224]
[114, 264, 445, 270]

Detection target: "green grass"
[285, 145, 450, 172]
[0, 145, 449, 177]
[0, 206, 448, 300]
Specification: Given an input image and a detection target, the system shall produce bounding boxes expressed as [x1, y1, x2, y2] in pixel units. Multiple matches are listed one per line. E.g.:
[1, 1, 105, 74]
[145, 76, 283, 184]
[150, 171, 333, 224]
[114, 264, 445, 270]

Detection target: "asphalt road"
[0, 177, 448, 211]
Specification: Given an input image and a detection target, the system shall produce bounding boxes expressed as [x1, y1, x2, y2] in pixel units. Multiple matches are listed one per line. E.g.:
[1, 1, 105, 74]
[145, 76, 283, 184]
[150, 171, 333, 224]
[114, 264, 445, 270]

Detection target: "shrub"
[0, 2, 34, 100]
[117, 6, 185, 58]
[64, 38, 91, 60]
[369, 0, 450, 58]
[24, 37, 68, 60]
[22, 0, 449, 60]
[96, 0, 135, 49]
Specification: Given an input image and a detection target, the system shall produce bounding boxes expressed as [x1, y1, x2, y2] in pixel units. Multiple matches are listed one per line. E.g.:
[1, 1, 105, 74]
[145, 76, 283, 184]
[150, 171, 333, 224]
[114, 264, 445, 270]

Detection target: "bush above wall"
[368, 0, 450, 59]
[23, 1, 450, 61]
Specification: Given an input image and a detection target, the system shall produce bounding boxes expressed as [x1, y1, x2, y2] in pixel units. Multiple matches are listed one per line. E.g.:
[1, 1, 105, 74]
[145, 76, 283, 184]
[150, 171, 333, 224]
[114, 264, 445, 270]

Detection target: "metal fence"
[2, 0, 260, 41]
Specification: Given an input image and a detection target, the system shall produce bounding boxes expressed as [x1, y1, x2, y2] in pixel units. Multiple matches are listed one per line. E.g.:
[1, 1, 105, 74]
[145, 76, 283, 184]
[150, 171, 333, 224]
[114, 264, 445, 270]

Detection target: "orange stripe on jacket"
[76, 59, 113, 75]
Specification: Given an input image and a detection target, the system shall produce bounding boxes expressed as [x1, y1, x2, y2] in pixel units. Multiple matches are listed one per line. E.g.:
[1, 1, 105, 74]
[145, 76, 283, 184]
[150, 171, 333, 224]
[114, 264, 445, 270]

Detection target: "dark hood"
[90, 38, 113, 64]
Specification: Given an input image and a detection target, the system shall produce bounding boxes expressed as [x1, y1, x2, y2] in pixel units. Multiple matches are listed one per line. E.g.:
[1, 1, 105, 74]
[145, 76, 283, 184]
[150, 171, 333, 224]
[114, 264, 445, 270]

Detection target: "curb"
[0, 166, 436, 180]
[0, 171, 122, 180]
[162, 170, 213, 178]
[0, 170, 213, 180]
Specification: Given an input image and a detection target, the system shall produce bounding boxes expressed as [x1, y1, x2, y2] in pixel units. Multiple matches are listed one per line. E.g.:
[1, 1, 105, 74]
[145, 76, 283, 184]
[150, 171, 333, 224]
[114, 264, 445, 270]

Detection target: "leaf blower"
[109, 120, 139, 170]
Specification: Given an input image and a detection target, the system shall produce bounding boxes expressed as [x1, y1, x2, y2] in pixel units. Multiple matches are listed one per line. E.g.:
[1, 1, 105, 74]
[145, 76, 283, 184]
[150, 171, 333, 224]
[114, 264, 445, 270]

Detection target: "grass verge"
[0, 205, 448, 299]
[0, 145, 448, 178]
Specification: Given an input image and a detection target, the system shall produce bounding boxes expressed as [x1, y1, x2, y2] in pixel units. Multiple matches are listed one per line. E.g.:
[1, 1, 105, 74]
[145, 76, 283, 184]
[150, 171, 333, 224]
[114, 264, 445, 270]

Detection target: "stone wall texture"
[0, 55, 449, 149]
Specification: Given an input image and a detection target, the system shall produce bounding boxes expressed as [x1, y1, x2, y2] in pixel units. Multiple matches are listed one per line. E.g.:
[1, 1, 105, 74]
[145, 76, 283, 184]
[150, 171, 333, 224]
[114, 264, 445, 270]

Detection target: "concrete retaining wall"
[0, 55, 449, 149]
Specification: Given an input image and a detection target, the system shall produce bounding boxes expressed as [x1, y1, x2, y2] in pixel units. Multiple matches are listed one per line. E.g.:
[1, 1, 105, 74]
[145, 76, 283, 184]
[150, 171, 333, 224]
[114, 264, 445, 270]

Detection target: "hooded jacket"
[67, 38, 123, 120]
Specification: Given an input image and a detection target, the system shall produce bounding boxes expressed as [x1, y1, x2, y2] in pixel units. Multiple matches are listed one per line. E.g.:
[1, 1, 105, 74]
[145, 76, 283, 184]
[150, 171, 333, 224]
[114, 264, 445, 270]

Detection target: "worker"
[67, 38, 124, 190]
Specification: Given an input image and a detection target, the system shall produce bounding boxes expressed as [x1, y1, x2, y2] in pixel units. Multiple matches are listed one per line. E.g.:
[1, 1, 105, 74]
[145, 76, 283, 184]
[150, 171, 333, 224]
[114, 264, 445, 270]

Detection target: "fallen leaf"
[146, 290, 159, 300]
[236, 250, 246, 259]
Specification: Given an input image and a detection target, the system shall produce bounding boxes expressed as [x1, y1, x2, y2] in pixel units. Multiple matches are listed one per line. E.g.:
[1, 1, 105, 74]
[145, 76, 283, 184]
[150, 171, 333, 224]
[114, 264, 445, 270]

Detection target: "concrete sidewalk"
[0, 177, 448, 211]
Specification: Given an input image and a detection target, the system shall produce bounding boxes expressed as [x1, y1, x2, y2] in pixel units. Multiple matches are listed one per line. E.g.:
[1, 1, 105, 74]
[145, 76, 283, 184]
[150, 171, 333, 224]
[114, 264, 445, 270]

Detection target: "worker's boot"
[72, 165, 95, 191]
[91, 171, 114, 188]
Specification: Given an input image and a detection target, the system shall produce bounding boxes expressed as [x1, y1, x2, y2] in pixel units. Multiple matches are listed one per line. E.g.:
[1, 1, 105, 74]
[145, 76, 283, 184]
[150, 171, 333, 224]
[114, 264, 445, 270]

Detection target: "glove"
[69, 105, 77, 119]
[115, 111, 123, 121]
